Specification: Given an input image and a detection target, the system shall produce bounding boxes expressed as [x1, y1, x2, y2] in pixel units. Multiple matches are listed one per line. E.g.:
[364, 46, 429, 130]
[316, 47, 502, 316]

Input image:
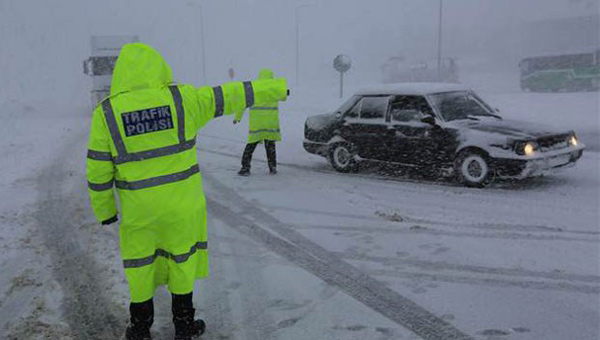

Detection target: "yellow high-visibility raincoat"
[86, 43, 288, 302]
[235, 69, 281, 143]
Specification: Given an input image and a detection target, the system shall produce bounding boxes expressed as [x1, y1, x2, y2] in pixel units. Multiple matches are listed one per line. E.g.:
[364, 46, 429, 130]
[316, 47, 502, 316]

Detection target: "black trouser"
[130, 292, 194, 329]
[241, 140, 276, 170]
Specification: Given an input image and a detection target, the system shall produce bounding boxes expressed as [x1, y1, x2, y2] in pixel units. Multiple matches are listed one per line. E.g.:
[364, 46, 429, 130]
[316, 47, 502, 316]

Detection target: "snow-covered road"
[195, 140, 599, 340]
[0, 89, 598, 339]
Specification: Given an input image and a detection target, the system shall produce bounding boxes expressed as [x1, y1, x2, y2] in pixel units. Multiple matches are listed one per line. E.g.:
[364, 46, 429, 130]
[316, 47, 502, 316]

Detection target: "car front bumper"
[304, 134, 364, 159]
[303, 140, 329, 157]
[494, 148, 584, 180]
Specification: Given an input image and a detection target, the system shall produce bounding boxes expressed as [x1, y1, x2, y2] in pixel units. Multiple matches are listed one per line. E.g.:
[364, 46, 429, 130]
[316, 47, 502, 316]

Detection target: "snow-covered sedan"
[303, 83, 585, 187]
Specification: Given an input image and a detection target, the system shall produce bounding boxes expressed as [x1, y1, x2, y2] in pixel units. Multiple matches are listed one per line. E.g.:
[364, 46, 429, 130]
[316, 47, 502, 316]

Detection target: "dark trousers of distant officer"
[241, 140, 277, 173]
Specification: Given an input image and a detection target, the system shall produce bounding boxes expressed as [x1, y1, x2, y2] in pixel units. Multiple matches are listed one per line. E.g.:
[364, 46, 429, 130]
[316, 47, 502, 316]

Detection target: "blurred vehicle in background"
[83, 35, 139, 106]
[303, 83, 584, 187]
[519, 50, 600, 92]
[382, 56, 459, 84]
[519, 14, 599, 93]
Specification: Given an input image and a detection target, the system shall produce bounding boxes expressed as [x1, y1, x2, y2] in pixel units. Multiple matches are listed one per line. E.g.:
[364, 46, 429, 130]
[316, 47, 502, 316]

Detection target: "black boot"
[238, 167, 250, 176]
[126, 299, 153, 340]
[173, 316, 206, 340]
[173, 293, 206, 340]
[126, 324, 152, 340]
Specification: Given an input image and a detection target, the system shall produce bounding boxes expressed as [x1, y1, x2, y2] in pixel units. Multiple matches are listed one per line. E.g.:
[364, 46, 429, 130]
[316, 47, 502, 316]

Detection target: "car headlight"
[569, 134, 578, 147]
[515, 141, 538, 156]
[525, 142, 537, 155]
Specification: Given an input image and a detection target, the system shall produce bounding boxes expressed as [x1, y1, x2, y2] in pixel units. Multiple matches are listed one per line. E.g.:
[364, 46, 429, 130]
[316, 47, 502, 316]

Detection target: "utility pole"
[340, 72, 344, 98]
[333, 54, 351, 98]
[295, 4, 311, 88]
[437, 0, 443, 81]
[199, 4, 207, 84]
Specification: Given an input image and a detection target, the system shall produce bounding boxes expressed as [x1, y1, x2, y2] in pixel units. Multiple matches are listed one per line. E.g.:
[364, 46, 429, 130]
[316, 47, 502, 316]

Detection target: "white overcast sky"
[0, 0, 597, 107]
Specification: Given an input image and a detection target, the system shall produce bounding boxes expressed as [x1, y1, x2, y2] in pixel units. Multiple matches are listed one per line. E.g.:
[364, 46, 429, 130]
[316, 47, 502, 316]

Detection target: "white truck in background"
[83, 35, 139, 106]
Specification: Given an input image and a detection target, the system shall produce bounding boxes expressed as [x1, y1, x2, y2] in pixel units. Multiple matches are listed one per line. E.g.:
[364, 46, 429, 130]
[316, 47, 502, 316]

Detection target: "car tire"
[329, 142, 359, 173]
[454, 150, 493, 187]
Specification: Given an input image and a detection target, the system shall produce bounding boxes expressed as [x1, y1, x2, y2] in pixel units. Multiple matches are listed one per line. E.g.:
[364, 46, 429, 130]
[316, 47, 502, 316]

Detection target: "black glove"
[101, 215, 118, 225]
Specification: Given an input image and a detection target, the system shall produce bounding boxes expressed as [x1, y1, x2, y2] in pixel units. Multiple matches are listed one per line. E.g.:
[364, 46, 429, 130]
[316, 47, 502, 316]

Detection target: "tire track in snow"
[338, 252, 600, 284]
[264, 205, 599, 236]
[205, 171, 475, 340]
[367, 269, 599, 294]
[34, 134, 125, 339]
[294, 223, 599, 243]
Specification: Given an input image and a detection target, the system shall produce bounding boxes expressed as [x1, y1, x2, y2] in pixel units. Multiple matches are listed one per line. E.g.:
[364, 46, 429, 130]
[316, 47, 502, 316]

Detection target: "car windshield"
[429, 91, 498, 121]
[336, 95, 359, 114]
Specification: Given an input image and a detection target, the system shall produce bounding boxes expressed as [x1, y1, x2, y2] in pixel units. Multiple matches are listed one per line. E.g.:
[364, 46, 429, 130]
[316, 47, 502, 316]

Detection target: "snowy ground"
[0, 85, 598, 339]
[0, 100, 90, 339]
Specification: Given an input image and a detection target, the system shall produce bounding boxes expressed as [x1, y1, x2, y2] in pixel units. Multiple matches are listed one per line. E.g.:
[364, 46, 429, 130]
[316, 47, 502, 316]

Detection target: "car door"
[386, 96, 441, 166]
[340, 96, 390, 160]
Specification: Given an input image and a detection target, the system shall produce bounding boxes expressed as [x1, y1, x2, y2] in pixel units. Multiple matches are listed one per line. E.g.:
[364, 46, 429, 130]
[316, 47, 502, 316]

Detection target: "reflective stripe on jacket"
[86, 43, 288, 302]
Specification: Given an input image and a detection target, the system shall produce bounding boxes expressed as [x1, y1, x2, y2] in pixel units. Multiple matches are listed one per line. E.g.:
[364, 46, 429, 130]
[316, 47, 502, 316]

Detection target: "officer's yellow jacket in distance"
[235, 68, 282, 143]
[86, 43, 288, 302]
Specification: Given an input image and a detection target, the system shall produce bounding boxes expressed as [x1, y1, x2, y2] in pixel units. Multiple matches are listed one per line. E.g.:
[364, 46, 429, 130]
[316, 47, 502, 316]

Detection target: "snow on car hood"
[447, 117, 564, 140]
[306, 112, 337, 131]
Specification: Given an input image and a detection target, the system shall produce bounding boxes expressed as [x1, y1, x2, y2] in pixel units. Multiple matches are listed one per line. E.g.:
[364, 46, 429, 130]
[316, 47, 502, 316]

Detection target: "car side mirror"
[335, 111, 343, 118]
[421, 116, 436, 125]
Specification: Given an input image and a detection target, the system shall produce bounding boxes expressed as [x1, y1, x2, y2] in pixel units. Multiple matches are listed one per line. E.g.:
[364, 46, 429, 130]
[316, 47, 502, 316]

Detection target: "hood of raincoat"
[258, 68, 274, 79]
[111, 43, 173, 95]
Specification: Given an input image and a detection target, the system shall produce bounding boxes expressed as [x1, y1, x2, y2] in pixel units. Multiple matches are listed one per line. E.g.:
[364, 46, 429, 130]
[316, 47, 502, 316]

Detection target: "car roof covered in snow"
[355, 83, 470, 96]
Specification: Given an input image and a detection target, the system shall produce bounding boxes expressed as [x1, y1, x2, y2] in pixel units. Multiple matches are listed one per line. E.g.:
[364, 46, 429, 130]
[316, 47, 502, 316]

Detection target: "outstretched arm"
[187, 78, 289, 130]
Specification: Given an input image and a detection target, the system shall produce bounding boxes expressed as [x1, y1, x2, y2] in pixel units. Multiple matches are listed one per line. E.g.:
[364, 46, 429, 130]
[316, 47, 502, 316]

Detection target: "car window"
[390, 96, 432, 122]
[359, 96, 389, 120]
[392, 109, 424, 122]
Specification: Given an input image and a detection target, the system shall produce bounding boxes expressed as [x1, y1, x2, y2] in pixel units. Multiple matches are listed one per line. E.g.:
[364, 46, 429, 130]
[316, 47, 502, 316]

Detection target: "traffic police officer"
[234, 68, 282, 176]
[86, 43, 288, 340]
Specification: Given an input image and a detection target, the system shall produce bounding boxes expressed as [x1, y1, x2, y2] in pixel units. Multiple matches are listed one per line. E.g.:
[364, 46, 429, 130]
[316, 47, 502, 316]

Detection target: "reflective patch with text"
[121, 105, 174, 137]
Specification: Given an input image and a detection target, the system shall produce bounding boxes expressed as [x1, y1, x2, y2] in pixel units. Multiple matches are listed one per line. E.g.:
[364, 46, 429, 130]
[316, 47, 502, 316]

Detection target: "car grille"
[538, 134, 569, 152]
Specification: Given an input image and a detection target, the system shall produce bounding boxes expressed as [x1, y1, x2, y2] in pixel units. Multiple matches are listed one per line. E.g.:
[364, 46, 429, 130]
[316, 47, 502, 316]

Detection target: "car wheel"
[454, 151, 492, 187]
[329, 142, 359, 173]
